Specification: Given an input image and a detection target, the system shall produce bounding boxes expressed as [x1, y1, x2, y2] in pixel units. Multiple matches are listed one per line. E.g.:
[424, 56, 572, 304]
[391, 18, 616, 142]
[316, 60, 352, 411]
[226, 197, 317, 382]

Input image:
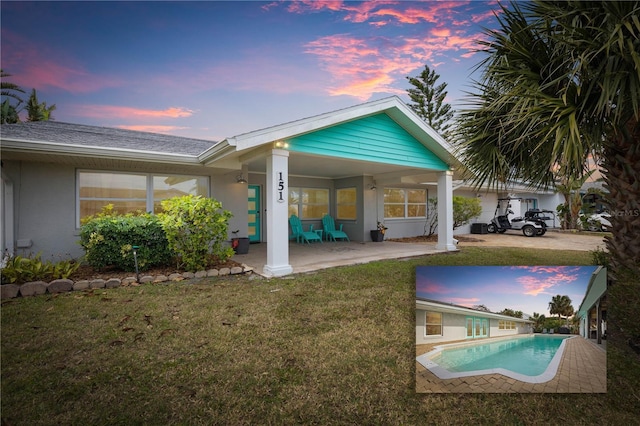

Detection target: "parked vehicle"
[579, 212, 611, 232]
[487, 198, 546, 237]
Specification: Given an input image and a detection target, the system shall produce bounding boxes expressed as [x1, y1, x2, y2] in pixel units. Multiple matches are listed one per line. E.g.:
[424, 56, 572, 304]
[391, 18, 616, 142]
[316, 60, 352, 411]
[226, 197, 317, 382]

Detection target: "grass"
[2, 247, 639, 425]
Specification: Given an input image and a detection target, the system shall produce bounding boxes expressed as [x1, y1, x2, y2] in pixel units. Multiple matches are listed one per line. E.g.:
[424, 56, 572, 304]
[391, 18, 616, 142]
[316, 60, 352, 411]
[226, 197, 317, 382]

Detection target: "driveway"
[456, 230, 607, 252]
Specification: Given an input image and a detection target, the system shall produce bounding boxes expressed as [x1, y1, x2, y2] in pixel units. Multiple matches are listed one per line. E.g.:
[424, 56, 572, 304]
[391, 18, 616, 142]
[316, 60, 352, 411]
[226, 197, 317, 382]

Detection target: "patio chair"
[542, 328, 548, 334]
[322, 215, 350, 242]
[289, 215, 322, 244]
[549, 328, 554, 334]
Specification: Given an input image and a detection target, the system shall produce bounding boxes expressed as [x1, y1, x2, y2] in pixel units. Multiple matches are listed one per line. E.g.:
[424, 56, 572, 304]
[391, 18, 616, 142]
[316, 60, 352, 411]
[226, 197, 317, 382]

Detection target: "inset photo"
[415, 266, 606, 393]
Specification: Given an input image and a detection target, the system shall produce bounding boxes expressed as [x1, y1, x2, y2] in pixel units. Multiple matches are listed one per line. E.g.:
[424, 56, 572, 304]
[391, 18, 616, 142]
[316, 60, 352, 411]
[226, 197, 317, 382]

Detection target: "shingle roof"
[0, 121, 217, 157]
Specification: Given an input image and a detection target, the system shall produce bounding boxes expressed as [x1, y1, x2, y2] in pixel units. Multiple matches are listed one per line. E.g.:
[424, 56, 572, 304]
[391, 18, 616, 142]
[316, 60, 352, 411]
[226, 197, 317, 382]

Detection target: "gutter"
[1, 139, 201, 165]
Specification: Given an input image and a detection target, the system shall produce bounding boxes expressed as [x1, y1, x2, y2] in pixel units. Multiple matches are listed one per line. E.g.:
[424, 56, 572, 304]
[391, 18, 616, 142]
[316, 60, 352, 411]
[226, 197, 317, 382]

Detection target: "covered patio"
[233, 239, 446, 275]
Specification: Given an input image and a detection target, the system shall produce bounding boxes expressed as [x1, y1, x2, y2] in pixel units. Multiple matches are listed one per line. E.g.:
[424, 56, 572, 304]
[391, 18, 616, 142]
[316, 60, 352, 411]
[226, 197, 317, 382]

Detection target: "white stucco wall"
[3, 160, 239, 260]
[416, 308, 530, 345]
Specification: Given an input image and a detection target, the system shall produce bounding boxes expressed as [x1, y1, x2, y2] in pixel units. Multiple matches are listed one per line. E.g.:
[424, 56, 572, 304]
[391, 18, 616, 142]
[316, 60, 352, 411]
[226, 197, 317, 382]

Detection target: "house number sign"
[277, 172, 286, 203]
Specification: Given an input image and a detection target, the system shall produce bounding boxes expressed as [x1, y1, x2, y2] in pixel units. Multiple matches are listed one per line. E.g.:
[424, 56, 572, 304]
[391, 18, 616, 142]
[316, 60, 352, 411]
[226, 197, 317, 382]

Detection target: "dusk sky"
[1, 1, 503, 141]
[416, 266, 599, 318]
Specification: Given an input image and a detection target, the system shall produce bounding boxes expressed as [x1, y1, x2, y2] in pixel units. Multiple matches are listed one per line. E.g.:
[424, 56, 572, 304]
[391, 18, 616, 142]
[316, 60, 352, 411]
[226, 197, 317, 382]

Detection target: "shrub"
[79, 208, 172, 271]
[0, 254, 80, 285]
[158, 195, 234, 272]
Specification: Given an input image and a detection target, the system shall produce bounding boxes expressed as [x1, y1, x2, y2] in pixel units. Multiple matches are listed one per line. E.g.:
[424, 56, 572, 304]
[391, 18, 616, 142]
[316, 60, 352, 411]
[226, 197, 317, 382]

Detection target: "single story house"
[576, 266, 607, 344]
[1, 96, 464, 276]
[416, 298, 533, 345]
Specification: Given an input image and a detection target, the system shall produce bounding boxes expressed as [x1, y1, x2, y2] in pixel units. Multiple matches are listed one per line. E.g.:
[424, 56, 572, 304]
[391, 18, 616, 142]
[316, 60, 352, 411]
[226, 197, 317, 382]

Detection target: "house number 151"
[277, 172, 285, 203]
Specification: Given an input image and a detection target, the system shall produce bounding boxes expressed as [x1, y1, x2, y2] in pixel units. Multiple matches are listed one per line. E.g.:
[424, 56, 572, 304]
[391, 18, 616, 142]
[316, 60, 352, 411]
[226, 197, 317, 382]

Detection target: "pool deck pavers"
[416, 336, 606, 393]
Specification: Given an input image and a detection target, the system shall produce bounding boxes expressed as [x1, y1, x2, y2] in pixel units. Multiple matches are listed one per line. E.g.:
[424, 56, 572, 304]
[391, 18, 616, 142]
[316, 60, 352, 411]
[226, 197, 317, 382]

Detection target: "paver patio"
[416, 336, 606, 393]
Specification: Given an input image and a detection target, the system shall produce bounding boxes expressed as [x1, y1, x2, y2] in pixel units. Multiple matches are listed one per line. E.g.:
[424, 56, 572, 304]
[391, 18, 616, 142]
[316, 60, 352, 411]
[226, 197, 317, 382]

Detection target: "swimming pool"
[416, 335, 573, 384]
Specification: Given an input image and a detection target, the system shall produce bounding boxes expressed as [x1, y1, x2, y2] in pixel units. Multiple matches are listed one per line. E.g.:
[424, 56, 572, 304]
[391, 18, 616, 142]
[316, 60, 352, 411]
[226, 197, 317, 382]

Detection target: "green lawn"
[2, 247, 639, 425]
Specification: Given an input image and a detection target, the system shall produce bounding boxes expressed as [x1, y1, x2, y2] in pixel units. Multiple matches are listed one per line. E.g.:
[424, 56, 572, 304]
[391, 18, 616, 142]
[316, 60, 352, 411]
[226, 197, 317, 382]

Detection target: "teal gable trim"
[287, 113, 449, 170]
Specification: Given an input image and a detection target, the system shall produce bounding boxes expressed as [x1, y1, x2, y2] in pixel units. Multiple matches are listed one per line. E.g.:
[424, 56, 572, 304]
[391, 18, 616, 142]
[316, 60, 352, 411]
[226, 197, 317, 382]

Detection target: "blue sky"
[416, 266, 599, 317]
[1, 1, 502, 141]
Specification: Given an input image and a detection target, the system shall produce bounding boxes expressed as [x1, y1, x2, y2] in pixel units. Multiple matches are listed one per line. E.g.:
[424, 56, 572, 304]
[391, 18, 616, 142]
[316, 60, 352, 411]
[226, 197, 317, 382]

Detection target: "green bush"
[79, 208, 172, 272]
[1, 254, 80, 284]
[158, 195, 234, 272]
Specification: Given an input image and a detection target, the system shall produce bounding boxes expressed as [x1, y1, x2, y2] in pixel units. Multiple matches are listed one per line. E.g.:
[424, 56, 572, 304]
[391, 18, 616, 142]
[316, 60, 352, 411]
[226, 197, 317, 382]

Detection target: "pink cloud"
[447, 297, 481, 308]
[1, 30, 121, 93]
[304, 30, 480, 100]
[514, 267, 581, 296]
[71, 105, 194, 120]
[117, 125, 189, 134]
[417, 279, 449, 295]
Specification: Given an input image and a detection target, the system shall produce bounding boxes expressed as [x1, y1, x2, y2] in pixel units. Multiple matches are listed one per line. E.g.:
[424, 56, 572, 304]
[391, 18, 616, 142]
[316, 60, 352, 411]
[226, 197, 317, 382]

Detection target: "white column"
[436, 170, 457, 251]
[263, 149, 293, 276]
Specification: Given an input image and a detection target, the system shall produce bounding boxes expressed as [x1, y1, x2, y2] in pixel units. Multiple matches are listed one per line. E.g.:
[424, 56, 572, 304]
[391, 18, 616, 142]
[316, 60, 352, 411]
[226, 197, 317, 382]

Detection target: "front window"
[78, 171, 209, 225]
[289, 187, 329, 219]
[384, 188, 427, 218]
[425, 311, 442, 336]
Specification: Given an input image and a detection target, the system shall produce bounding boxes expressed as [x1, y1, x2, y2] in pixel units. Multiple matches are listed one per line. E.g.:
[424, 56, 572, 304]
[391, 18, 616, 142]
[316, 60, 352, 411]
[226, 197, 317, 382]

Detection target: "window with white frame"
[384, 188, 427, 219]
[288, 187, 329, 219]
[336, 187, 357, 220]
[425, 311, 442, 336]
[498, 320, 516, 330]
[78, 171, 209, 225]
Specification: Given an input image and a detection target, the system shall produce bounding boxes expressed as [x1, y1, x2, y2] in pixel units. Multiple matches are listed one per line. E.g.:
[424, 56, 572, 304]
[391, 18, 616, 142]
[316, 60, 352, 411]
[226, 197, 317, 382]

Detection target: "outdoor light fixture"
[236, 174, 248, 184]
[368, 183, 377, 190]
[274, 141, 289, 149]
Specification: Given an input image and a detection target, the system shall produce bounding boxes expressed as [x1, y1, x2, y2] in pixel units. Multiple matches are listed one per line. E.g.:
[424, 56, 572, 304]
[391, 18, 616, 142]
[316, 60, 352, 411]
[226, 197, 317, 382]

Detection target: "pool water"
[417, 335, 572, 383]
[434, 335, 569, 376]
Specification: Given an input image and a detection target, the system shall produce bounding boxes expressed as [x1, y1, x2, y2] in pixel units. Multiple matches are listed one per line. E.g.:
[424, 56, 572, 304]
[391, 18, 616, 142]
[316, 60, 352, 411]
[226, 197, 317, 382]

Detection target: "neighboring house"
[577, 266, 607, 345]
[1, 96, 462, 276]
[452, 183, 564, 234]
[416, 298, 533, 345]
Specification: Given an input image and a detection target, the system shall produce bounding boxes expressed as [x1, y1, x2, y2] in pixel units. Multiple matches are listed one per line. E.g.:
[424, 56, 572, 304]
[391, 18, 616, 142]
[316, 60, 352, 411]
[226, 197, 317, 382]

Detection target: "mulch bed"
[69, 259, 244, 282]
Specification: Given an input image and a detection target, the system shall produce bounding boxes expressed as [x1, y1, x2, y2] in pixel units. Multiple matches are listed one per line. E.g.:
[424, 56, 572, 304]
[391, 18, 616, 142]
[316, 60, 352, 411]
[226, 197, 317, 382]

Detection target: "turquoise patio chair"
[322, 215, 350, 242]
[289, 215, 322, 244]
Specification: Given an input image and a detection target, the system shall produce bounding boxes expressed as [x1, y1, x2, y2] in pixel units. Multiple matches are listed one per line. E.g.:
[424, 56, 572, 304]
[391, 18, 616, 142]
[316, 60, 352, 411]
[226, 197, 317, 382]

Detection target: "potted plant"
[231, 230, 250, 254]
[370, 222, 388, 242]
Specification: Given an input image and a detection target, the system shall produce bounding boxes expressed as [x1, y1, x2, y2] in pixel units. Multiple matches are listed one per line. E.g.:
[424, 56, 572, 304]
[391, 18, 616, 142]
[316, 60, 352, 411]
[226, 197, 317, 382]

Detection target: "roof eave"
[416, 299, 534, 323]
[1, 139, 201, 165]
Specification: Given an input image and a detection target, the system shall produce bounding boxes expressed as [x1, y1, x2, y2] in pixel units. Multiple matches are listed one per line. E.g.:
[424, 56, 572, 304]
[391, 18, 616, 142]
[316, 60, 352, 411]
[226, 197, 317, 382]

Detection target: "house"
[416, 298, 533, 345]
[576, 266, 607, 344]
[1, 96, 462, 276]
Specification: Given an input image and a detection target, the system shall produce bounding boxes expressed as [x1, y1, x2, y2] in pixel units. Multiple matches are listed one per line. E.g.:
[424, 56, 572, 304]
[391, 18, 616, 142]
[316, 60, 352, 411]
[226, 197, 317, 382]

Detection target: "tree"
[531, 312, 546, 332]
[548, 295, 573, 321]
[472, 304, 490, 312]
[1, 69, 25, 124]
[455, 1, 640, 283]
[555, 169, 596, 229]
[498, 308, 523, 319]
[406, 64, 454, 138]
[26, 89, 56, 121]
[424, 195, 482, 235]
[452, 196, 482, 229]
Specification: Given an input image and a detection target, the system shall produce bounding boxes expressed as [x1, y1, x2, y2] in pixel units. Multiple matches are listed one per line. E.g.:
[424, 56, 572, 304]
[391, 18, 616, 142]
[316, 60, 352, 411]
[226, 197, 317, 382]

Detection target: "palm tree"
[531, 312, 546, 332]
[25, 89, 56, 122]
[1, 69, 25, 124]
[455, 1, 640, 281]
[548, 295, 573, 322]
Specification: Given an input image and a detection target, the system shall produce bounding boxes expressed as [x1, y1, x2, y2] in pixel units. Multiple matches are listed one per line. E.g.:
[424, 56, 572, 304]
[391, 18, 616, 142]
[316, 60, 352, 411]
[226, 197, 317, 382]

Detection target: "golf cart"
[487, 198, 546, 237]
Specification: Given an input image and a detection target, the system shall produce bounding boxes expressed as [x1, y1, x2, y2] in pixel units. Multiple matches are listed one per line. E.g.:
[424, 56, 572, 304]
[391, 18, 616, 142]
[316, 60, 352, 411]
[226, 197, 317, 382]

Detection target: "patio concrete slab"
[233, 240, 446, 275]
[233, 230, 607, 276]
